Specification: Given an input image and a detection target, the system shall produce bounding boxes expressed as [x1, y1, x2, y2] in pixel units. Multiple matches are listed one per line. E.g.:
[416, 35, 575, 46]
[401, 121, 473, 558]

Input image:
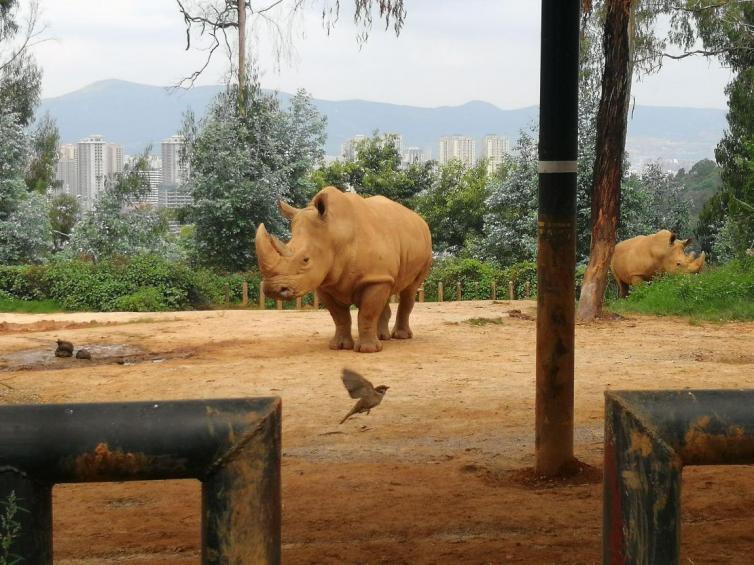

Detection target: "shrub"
[112, 287, 167, 312]
[423, 257, 537, 301]
[608, 257, 754, 321]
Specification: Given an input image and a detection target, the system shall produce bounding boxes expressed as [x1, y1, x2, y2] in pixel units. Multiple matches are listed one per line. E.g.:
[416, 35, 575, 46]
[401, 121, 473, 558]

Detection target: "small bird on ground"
[340, 368, 389, 424]
[75, 348, 92, 360]
[55, 339, 74, 358]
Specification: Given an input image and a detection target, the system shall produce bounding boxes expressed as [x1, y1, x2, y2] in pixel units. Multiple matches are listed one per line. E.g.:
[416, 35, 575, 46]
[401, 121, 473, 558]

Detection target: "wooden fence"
[228, 280, 533, 310]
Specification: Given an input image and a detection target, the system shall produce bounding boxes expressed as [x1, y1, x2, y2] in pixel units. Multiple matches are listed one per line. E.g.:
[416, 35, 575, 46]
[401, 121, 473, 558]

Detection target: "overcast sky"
[31, 0, 733, 109]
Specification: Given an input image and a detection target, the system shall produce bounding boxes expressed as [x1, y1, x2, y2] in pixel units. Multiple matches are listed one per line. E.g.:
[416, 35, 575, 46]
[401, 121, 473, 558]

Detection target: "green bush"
[113, 287, 168, 312]
[0, 255, 265, 312]
[423, 257, 537, 301]
[608, 257, 754, 321]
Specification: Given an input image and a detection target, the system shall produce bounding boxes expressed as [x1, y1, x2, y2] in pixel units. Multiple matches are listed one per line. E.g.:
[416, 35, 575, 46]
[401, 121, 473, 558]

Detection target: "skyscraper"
[482, 135, 511, 174]
[439, 136, 476, 167]
[341, 134, 367, 161]
[55, 144, 77, 194]
[161, 135, 187, 187]
[76, 135, 106, 207]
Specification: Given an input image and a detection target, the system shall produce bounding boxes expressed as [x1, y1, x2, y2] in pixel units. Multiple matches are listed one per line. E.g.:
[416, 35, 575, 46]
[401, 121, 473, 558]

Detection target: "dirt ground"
[1, 300, 754, 564]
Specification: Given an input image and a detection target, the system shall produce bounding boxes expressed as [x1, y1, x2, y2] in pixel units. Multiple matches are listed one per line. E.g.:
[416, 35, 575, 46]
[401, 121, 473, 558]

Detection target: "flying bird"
[340, 368, 389, 424]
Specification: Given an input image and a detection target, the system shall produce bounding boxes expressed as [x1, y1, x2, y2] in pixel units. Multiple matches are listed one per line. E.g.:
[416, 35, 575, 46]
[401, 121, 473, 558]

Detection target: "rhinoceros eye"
[303, 257, 310, 264]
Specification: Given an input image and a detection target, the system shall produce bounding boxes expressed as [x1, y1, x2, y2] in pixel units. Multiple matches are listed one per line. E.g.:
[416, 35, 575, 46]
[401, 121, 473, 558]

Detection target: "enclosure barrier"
[604, 389, 754, 565]
[0, 398, 281, 564]
[236, 280, 534, 310]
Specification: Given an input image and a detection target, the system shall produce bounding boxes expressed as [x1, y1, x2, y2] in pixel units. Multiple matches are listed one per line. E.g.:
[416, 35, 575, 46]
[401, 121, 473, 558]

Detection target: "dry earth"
[1, 301, 753, 564]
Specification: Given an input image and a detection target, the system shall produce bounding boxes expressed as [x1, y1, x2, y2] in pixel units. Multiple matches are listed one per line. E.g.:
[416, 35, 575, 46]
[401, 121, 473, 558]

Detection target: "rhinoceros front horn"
[255, 224, 284, 273]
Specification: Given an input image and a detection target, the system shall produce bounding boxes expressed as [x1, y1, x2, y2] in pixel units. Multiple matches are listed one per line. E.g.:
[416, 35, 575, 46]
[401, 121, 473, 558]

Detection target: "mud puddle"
[0, 344, 193, 372]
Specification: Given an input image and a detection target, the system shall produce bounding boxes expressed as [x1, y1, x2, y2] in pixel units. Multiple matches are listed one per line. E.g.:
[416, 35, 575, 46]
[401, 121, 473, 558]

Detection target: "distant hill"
[39, 79, 727, 164]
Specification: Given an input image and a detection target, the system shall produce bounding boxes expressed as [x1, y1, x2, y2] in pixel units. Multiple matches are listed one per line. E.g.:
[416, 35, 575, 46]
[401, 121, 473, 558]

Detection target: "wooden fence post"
[456, 282, 462, 302]
[509, 281, 515, 301]
[276, 300, 282, 311]
[418, 287, 425, 303]
[259, 287, 265, 310]
[525, 281, 531, 298]
[224, 284, 230, 305]
[313, 293, 319, 309]
[491, 281, 497, 301]
[242, 282, 249, 306]
[295, 297, 302, 310]
[438, 282, 444, 303]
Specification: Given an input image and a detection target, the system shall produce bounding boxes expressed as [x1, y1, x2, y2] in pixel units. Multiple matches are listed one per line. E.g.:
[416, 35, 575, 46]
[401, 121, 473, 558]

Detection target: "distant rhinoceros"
[255, 186, 433, 353]
[611, 229, 705, 297]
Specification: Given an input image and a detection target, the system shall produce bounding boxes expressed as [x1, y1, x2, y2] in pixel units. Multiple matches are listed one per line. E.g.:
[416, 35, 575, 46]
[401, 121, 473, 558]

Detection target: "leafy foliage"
[312, 132, 434, 208]
[24, 112, 60, 193]
[414, 159, 491, 254]
[0, 111, 52, 264]
[49, 193, 80, 252]
[184, 82, 326, 271]
[65, 150, 177, 261]
[0, 490, 25, 565]
[423, 257, 537, 301]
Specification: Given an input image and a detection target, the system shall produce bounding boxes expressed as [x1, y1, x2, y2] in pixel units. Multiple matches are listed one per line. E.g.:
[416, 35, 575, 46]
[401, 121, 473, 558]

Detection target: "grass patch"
[607, 258, 754, 322]
[0, 297, 64, 314]
[464, 316, 505, 326]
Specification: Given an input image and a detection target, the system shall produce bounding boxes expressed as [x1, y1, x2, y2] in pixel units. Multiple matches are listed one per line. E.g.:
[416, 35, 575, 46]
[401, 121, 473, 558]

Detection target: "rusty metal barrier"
[0, 397, 281, 564]
[604, 389, 754, 564]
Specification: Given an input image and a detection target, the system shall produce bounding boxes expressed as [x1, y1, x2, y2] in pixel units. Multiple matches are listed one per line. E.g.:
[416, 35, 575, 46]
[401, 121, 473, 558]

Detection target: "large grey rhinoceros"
[611, 229, 705, 297]
[255, 186, 433, 353]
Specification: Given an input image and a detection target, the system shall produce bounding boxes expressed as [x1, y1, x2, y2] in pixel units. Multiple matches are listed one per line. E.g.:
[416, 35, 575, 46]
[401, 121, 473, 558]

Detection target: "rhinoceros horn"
[278, 201, 301, 220]
[255, 223, 291, 273]
[693, 251, 706, 272]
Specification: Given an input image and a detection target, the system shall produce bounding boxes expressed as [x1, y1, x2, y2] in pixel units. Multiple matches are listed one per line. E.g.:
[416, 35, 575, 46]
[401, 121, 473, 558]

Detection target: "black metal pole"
[535, 0, 581, 476]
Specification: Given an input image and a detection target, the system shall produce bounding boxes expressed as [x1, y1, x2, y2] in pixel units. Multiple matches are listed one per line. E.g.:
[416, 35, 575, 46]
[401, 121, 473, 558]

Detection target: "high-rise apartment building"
[76, 135, 106, 207]
[439, 136, 476, 167]
[482, 135, 511, 174]
[341, 134, 367, 161]
[402, 147, 425, 167]
[104, 143, 124, 176]
[55, 144, 78, 194]
[161, 135, 187, 187]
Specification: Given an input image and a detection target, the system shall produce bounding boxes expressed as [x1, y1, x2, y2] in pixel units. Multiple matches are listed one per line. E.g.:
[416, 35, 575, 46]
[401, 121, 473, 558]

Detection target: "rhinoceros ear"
[278, 201, 301, 221]
[668, 232, 677, 245]
[313, 192, 328, 219]
[681, 237, 693, 248]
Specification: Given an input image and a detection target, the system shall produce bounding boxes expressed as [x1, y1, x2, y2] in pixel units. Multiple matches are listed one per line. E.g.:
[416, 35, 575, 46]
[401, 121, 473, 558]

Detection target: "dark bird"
[75, 348, 92, 360]
[340, 368, 389, 424]
[55, 339, 74, 358]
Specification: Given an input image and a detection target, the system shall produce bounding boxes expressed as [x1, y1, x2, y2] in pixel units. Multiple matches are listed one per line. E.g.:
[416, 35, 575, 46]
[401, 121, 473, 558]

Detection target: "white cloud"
[32, 0, 730, 109]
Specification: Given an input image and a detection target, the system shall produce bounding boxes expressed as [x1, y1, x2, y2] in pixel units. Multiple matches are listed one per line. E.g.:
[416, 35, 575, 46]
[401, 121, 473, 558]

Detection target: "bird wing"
[341, 368, 375, 399]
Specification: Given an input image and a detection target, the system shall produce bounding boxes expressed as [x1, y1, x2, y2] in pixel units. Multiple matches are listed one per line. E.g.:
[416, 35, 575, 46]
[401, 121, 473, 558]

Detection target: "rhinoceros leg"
[378, 303, 392, 341]
[392, 286, 418, 339]
[318, 290, 354, 350]
[354, 284, 392, 353]
[617, 278, 629, 298]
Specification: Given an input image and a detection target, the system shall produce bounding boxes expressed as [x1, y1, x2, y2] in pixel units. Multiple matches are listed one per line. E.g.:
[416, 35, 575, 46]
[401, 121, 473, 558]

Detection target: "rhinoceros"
[255, 186, 433, 353]
[611, 229, 705, 297]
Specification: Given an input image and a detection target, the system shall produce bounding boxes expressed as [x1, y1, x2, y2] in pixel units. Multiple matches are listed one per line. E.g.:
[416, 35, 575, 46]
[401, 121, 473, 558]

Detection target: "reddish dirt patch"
[0, 302, 752, 563]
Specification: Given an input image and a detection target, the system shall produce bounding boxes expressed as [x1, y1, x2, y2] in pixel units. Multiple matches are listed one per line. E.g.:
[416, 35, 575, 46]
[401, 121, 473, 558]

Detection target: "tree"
[66, 151, 176, 261]
[24, 113, 60, 193]
[49, 193, 80, 252]
[481, 130, 539, 265]
[577, 0, 635, 321]
[415, 159, 492, 254]
[0, 112, 51, 263]
[312, 132, 434, 208]
[183, 82, 326, 271]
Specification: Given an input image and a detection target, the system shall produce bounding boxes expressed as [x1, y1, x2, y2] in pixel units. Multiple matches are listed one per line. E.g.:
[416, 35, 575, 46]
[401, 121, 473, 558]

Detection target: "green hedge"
[0, 256, 262, 312]
[423, 258, 537, 301]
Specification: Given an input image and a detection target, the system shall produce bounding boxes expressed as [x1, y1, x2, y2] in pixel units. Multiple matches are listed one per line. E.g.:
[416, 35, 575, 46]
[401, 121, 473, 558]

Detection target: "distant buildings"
[439, 136, 476, 167]
[73, 135, 124, 208]
[161, 135, 188, 187]
[341, 134, 367, 161]
[402, 146, 426, 166]
[55, 144, 78, 194]
[482, 134, 511, 174]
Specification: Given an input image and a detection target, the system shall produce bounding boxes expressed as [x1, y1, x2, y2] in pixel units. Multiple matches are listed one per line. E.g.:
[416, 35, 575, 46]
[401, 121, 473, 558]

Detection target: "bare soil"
[1, 301, 753, 564]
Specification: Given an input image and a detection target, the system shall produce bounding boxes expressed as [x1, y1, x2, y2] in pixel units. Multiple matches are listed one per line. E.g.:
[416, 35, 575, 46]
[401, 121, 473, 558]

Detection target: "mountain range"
[39, 79, 728, 166]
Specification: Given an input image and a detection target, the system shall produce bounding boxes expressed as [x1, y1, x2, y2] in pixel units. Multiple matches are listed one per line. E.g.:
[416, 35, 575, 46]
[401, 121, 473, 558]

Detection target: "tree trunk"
[576, 0, 634, 322]
[237, 0, 246, 110]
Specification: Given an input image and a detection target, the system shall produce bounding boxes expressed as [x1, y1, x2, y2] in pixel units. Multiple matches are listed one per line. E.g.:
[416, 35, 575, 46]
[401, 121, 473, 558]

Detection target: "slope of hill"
[39, 79, 727, 162]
